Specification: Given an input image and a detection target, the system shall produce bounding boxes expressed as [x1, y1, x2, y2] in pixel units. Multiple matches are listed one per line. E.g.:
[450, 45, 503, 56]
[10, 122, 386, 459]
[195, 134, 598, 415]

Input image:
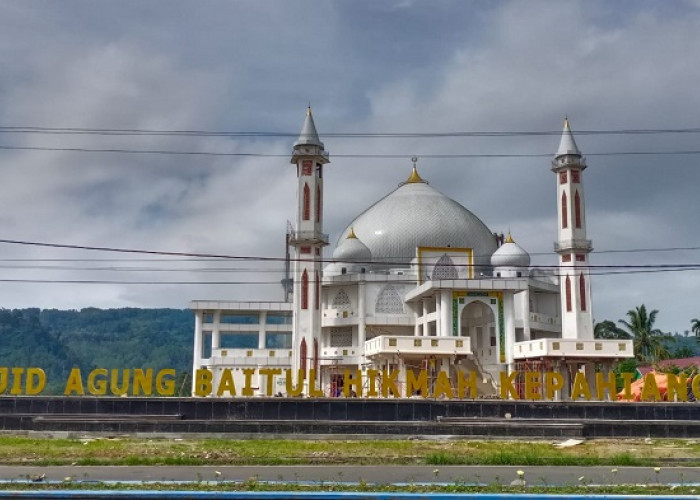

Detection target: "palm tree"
[617, 305, 674, 363]
[692, 318, 700, 339]
[594, 320, 623, 339]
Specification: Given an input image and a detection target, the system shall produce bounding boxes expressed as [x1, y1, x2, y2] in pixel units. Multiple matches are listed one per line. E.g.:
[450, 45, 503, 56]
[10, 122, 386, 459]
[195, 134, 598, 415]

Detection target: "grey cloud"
[0, 1, 698, 334]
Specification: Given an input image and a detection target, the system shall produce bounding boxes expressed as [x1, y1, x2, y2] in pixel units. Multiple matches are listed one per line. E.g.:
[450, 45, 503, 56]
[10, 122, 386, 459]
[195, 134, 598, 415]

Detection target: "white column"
[521, 289, 531, 341]
[435, 296, 442, 337]
[422, 299, 429, 336]
[191, 311, 203, 396]
[259, 311, 267, 349]
[412, 304, 421, 336]
[212, 310, 221, 352]
[503, 292, 516, 365]
[358, 281, 366, 350]
[441, 290, 451, 337]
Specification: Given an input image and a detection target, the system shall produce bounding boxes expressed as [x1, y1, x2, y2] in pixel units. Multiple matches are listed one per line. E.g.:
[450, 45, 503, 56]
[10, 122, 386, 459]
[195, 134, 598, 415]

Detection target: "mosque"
[190, 109, 633, 400]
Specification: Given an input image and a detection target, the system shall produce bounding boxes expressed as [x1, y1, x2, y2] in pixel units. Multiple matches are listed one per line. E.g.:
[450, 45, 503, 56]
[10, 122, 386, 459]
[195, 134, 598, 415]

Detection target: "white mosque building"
[190, 109, 633, 400]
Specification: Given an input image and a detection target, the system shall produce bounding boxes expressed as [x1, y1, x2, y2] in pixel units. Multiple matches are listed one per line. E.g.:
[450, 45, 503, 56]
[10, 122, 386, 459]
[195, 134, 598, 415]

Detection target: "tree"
[617, 305, 674, 363]
[672, 345, 695, 359]
[692, 318, 700, 340]
[594, 320, 623, 339]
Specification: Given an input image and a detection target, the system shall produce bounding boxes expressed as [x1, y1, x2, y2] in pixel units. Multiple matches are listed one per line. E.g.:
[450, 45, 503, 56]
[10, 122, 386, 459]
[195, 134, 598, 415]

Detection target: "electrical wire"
[3, 144, 700, 158]
[2, 125, 700, 138]
[0, 264, 699, 285]
[1, 238, 700, 269]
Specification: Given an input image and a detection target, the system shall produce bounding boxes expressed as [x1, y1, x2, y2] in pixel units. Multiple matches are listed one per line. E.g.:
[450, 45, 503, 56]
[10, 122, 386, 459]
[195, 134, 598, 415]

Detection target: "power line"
[1, 238, 700, 264]
[3, 144, 700, 159]
[1, 262, 700, 272]
[0, 264, 287, 273]
[1, 243, 700, 262]
[2, 125, 700, 138]
[1, 239, 700, 280]
[0, 266, 699, 285]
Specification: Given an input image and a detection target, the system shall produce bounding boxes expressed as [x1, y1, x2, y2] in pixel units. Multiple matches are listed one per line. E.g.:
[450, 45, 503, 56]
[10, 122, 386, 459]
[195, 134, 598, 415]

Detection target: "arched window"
[314, 271, 320, 310]
[375, 285, 405, 314]
[301, 269, 309, 310]
[579, 273, 587, 311]
[331, 288, 351, 309]
[299, 338, 307, 378]
[574, 190, 582, 228]
[313, 339, 319, 373]
[565, 275, 572, 312]
[316, 185, 321, 223]
[432, 254, 459, 280]
[561, 191, 568, 229]
[303, 183, 311, 221]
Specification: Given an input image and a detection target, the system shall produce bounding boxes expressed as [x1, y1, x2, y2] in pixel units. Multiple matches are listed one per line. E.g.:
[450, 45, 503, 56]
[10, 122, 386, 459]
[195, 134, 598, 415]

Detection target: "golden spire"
[307, 105, 312, 117]
[347, 227, 357, 239]
[405, 155, 425, 184]
[505, 232, 515, 244]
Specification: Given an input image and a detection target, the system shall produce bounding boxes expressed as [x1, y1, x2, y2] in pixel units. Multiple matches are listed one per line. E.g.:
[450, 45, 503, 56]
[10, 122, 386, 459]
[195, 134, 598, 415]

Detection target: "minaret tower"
[290, 107, 330, 389]
[552, 118, 593, 340]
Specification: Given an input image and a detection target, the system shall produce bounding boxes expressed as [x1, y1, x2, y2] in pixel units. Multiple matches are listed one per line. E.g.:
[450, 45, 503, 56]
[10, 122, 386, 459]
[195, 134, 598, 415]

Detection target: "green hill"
[0, 308, 193, 395]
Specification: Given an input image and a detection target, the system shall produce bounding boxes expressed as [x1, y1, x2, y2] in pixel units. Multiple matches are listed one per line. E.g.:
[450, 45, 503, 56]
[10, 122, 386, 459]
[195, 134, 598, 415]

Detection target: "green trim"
[498, 294, 505, 363]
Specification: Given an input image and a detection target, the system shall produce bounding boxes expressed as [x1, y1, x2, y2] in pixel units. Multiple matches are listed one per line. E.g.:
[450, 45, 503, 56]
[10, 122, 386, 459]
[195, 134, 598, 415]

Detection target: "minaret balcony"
[291, 148, 330, 161]
[554, 239, 592, 253]
[551, 155, 586, 171]
[289, 230, 329, 246]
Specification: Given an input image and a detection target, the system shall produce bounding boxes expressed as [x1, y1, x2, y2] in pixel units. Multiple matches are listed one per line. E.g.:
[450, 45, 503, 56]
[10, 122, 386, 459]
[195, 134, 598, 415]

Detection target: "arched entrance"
[460, 300, 498, 372]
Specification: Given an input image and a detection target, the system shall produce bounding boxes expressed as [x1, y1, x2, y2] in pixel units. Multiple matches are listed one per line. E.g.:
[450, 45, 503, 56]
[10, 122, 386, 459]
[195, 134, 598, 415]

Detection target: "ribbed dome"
[336, 175, 497, 267]
[491, 236, 531, 269]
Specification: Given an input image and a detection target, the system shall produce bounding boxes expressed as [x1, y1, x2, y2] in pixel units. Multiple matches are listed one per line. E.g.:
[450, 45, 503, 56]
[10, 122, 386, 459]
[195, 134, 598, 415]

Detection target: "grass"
[0, 435, 698, 466]
[3, 436, 700, 495]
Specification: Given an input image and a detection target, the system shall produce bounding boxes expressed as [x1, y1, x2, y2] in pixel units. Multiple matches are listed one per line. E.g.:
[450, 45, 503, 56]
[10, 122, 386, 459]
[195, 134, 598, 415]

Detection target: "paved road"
[1, 465, 699, 487]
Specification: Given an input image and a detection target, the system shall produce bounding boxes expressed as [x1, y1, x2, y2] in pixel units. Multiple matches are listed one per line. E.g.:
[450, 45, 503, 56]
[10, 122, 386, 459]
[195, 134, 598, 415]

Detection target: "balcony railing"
[513, 338, 634, 360]
[364, 335, 472, 358]
[554, 239, 592, 252]
[529, 312, 561, 326]
[289, 230, 329, 245]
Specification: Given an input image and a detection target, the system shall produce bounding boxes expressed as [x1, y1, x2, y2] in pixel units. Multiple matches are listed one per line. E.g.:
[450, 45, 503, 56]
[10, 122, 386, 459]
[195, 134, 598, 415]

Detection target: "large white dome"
[335, 169, 497, 268]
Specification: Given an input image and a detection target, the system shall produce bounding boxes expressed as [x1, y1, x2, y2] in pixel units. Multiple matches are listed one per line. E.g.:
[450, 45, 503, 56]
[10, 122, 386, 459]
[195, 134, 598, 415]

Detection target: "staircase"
[453, 357, 498, 397]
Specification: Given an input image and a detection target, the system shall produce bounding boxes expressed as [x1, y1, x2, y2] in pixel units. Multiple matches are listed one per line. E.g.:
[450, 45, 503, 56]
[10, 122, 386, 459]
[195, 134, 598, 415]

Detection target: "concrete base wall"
[1, 396, 699, 438]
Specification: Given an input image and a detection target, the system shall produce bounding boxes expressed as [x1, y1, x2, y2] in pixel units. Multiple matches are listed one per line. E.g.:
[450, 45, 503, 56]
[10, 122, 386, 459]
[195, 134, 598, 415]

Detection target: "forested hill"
[0, 308, 193, 395]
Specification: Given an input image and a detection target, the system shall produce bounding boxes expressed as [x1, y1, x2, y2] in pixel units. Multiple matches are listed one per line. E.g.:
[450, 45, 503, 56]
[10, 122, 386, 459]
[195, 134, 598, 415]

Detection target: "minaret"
[290, 107, 330, 389]
[552, 118, 593, 340]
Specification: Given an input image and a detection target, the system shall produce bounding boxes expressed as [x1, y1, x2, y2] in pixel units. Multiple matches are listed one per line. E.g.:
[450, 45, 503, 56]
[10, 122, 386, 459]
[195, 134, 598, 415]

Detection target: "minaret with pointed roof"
[552, 118, 593, 340]
[290, 107, 330, 389]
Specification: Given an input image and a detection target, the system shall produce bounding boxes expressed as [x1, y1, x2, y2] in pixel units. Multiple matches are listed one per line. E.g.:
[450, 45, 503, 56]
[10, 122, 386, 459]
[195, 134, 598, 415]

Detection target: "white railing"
[554, 239, 592, 252]
[364, 335, 471, 357]
[211, 348, 292, 365]
[289, 230, 329, 245]
[513, 338, 634, 359]
[529, 312, 561, 326]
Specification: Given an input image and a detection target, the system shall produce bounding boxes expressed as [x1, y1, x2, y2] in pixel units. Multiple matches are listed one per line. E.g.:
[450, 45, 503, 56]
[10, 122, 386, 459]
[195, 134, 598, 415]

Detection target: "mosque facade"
[190, 109, 633, 400]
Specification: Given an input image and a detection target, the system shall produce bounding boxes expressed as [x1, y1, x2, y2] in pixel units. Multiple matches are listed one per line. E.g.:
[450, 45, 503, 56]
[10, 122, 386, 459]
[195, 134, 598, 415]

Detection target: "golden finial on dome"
[347, 227, 358, 239]
[405, 156, 425, 184]
[505, 232, 515, 244]
[307, 105, 312, 117]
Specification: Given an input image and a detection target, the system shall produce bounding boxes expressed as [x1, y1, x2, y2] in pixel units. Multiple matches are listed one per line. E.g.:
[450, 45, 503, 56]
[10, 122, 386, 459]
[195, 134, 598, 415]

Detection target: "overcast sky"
[0, 0, 698, 334]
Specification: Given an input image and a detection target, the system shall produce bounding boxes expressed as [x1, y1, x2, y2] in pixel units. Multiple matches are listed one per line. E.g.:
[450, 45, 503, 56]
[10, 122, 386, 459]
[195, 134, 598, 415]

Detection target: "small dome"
[491, 234, 531, 269]
[332, 228, 372, 270]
